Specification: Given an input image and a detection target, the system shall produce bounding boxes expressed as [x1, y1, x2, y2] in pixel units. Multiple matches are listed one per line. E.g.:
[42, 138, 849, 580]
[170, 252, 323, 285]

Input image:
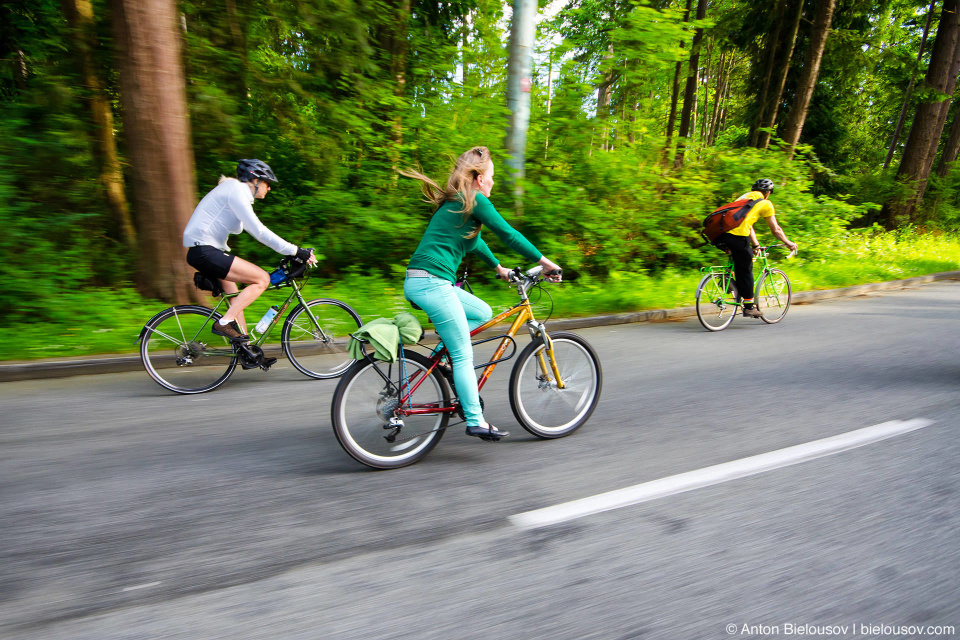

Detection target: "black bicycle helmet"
[237, 159, 278, 183]
[752, 178, 774, 193]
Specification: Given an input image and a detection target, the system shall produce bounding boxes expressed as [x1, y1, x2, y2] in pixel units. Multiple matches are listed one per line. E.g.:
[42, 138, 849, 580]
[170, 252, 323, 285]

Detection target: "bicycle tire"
[331, 350, 449, 469]
[509, 331, 602, 438]
[756, 268, 792, 324]
[281, 298, 362, 379]
[140, 305, 237, 394]
[695, 272, 739, 332]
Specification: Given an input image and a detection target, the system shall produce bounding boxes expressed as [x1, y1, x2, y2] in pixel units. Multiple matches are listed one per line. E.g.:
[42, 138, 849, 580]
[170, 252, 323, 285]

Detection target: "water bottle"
[255, 306, 279, 334]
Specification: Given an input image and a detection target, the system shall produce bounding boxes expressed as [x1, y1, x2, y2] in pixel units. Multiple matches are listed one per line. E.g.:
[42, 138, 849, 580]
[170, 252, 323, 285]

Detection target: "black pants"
[713, 233, 754, 302]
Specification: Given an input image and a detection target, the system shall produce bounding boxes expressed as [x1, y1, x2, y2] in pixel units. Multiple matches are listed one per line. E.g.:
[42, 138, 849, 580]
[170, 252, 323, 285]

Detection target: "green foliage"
[3, 0, 959, 349]
[3, 229, 958, 360]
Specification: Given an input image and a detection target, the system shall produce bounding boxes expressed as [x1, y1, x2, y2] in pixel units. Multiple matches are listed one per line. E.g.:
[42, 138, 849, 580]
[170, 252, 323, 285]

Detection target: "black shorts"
[186, 245, 235, 280]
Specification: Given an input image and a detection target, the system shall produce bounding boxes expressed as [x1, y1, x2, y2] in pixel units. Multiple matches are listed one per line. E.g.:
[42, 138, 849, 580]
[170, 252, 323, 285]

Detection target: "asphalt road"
[2, 281, 959, 639]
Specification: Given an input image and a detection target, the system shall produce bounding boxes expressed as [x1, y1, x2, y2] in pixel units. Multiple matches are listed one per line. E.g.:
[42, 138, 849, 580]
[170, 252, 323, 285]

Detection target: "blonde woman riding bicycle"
[401, 147, 562, 441]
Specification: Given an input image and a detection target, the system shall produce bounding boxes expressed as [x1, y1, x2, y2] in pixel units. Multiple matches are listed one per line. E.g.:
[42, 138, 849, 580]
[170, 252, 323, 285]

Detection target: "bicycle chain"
[387, 418, 465, 444]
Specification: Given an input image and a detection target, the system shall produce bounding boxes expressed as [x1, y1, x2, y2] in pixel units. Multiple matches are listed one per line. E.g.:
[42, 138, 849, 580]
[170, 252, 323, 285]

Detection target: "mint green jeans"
[404, 276, 492, 427]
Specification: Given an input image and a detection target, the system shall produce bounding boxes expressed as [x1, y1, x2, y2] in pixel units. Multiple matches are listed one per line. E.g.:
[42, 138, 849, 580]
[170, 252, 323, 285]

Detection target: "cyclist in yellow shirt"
[712, 179, 798, 318]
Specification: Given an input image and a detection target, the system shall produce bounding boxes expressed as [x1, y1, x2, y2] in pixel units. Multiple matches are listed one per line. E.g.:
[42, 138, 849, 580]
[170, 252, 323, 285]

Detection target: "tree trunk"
[505, 0, 538, 196]
[112, 0, 198, 304]
[751, 0, 786, 147]
[223, 0, 250, 115]
[662, 0, 691, 166]
[462, 12, 470, 91]
[920, 35, 960, 179]
[937, 100, 960, 175]
[698, 39, 712, 144]
[673, 0, 707, 169]
[707, 51, 727, 145]
[884, 0, 936, 168]
[781, 0, 838, 157]
[61, 0, 137, 251]
[758, 0, 804, 149]
[884, 0, 960, 226]
[597, 42, 615, 152]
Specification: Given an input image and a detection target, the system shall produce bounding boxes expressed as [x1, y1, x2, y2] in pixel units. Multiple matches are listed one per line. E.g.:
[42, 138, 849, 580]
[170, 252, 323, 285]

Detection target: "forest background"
[3, 0, 960, 359]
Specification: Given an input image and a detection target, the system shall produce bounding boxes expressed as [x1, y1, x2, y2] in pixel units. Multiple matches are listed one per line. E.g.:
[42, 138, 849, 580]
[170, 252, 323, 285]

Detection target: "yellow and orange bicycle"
[330, 266, 603, 469]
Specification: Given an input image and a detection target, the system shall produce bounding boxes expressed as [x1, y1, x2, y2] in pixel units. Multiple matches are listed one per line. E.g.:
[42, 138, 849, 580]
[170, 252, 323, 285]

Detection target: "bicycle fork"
[528, 322, 565, 390]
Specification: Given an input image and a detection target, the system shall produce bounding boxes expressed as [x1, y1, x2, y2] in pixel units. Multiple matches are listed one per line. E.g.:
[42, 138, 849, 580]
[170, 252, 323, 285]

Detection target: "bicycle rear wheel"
[696, 272, 738, 331]
[331, 350, 449, 469]
[281, 298, 362, 379]
[140, 305, 237, 394]
[756, 268, 791, 324]
[509, 331, 602, 438]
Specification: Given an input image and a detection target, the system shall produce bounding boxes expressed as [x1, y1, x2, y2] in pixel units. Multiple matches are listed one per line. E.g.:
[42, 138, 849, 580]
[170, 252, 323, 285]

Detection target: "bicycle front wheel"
[696, 272, 738, 331]
[509, 331, 602, 438]
[331, 350, 449, 469]
[281, 299, 362, 379]
[756, 268, 792, 324]
[140, 305, 237, 394]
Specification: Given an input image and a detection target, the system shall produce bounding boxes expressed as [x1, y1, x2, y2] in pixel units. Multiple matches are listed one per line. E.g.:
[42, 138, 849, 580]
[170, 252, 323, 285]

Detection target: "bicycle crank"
[236, 343, 266, 370]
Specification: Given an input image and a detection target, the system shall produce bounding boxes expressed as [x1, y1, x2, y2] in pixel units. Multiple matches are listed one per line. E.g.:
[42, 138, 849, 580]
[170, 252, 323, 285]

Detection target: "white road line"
[121, 581, 162, 592]
[509, 418, 935, 530]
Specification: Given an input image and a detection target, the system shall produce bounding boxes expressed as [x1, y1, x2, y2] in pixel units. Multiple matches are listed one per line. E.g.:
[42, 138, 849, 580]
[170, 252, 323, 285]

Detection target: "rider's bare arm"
[764, 215, 798, 251]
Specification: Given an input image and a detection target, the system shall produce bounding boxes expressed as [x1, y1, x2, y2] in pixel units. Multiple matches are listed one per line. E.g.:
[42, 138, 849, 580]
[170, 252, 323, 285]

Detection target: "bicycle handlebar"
[756, 243, 798, 259]
[497, 265, 562, 284]
[276, 247, 317, 280]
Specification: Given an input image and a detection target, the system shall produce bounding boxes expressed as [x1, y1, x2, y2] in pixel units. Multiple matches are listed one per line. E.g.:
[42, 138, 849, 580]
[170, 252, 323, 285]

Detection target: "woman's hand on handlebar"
[494, 264, 513, 281]
[539, 257, 562, 283]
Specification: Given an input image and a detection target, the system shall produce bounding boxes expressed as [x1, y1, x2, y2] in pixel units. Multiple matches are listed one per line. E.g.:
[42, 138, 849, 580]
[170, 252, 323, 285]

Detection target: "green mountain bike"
[695, 244, 794, 331]
[138, 257, 361, 394]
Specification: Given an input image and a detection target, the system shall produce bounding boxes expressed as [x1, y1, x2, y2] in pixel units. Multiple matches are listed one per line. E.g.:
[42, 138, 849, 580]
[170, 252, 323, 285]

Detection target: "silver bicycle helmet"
[752, 178, 774, 193]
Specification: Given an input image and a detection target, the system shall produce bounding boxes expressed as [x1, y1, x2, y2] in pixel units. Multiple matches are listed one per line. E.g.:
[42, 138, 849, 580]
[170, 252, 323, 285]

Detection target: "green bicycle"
[138, 257, 362, 394]
[695, 244, 794, 331]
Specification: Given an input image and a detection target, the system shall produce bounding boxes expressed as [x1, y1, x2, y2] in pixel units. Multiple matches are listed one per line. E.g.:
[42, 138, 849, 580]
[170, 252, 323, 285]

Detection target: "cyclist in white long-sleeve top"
[183, 159, 317, 345]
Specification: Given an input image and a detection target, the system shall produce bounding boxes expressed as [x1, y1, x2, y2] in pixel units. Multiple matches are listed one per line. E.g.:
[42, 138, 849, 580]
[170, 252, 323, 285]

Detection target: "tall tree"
[756, 0, 804, 149]
[781, 0, 838, 158]
[885, 0, 960, 225]
[937, 101, 960, 175]
[61, 0, 136, 251]
[112, 0, 198, 303]
[673, 0, 707, 168]
[662, 3, 688, 167]
[750, 0, 787, 147]
[506, 0, 538, 196]
[884, 0, 936, 168]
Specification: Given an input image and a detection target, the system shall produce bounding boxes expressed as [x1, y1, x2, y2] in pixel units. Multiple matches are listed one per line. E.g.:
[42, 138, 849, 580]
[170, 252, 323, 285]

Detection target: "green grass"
[2, 231, 958, 361]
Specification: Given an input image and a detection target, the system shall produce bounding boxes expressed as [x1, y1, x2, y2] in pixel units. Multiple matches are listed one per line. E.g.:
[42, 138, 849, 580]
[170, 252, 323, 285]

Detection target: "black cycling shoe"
[212, 320, 249, 342]
[465, 424, 509, 441]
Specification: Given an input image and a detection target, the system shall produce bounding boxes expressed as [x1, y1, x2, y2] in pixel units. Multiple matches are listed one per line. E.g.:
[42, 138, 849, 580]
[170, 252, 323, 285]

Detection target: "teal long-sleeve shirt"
[407, 193, 542, 283]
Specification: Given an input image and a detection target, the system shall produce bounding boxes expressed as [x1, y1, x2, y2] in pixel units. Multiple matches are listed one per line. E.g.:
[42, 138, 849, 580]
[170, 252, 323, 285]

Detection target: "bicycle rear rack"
[700, 265, 731, 275]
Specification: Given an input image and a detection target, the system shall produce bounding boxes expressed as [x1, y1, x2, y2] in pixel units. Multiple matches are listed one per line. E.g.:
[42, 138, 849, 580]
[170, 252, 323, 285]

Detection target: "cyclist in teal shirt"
[402, 146, 562, 441]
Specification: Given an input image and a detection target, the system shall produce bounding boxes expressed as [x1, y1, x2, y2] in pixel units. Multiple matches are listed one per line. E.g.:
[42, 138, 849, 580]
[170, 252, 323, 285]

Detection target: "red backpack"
[702, 198, 765, 242]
